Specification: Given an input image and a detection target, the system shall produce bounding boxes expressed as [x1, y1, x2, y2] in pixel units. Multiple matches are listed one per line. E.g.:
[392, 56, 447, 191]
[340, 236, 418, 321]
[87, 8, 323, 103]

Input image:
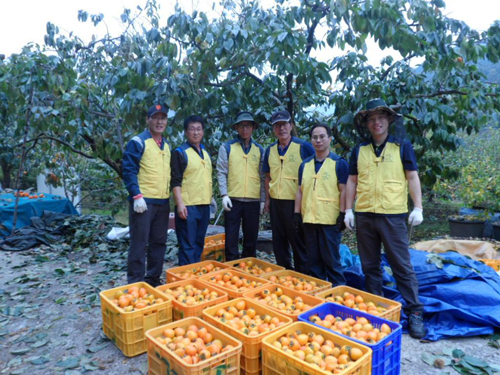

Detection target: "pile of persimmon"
[212, 299, 288, 336]
[110, 286, 165, 312]
[156, 324, 235, 365]
[160, 284, 221, 306]
[233, 259, 275, 275]
[204, 239, 225, 248]
[271, 329, 365, 373]
[308, 314, 392, 344]
[172, 263, 224, 279]
[15, 191, 45, 199]
[250, 287, 313, 314]
[267, 274, 320, 293]
[324, 291, 398, 316]
[204, 271, 265, 292]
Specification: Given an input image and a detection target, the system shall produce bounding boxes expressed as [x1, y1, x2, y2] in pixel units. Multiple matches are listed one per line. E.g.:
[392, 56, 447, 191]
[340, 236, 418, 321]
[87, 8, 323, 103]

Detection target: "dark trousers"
[127, 201, 170, 286]
[224, 200, 260, 261]
[175, 205, 210, 266]
[303, 223, 346, 286]
[270, 198, 309, 274]
[356, 214, 423, 313]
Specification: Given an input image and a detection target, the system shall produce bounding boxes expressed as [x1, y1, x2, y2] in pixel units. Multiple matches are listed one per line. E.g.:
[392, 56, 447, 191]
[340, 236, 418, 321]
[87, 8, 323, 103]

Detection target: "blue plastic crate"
[298, 302, 402, 375]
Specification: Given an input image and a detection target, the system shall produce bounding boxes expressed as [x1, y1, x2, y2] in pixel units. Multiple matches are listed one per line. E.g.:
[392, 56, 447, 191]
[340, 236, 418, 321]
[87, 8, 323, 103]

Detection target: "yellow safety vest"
[268, 141, 303, 200]
[181, 147, 213, 206]
[137, 138, 171, 199]
[227, 142, 262, 199]
[301, 156, 341, 225]
[356, 142, 408, 214]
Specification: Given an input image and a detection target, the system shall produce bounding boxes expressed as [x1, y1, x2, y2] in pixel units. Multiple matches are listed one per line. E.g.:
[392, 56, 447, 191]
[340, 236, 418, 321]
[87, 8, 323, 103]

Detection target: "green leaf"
[335, 0, 348, 15]
[452, 349, 465, 359]
[56, 357, 80, 369]
[10, 347, 30, 355]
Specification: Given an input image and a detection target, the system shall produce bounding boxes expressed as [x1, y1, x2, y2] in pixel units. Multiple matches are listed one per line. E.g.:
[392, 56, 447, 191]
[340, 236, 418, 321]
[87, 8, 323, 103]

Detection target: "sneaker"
[408, 311, 426, 339]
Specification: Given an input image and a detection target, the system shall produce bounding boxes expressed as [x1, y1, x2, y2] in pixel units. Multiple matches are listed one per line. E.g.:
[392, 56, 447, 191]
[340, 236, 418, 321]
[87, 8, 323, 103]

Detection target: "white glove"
[260, 202, 265, 215]
[133, 197, 148, 213]
[344, 209, 355, 230]
[222, 196, 232, 211]
[409, 207, 423, 226]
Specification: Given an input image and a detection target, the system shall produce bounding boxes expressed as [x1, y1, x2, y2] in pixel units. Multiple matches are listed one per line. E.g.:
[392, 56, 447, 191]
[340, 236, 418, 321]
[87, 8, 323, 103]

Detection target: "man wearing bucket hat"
[216, 111, 265, 261]
[344, 98, 426, 339]
[122, 104, 171, 286]
[263, 110, 314, 273]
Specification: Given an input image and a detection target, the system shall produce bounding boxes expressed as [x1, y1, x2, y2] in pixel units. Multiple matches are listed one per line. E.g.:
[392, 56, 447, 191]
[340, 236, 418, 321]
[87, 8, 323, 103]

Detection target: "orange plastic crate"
[259, 270, 332, 295]
[166, 260, 231, 283]
[479, 259, 500, 271]
[198, 269, 270, 299]
[146, 317, 242, 375]
[226, 257, 285, 276]
[243, 284, 324, 321]
[316, 285, 402, 323]
[202, 234, 226, 262]
[156, 279, 229, 321]
[203, 298, 293, 374]
[262, 321, 372, 375]
[99, 282, 172, 357]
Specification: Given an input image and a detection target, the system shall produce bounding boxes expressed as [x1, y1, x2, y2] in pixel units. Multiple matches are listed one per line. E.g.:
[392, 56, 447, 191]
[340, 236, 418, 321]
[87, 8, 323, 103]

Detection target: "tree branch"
[331, 126, 351, 151]
[21, 135, 96, 159]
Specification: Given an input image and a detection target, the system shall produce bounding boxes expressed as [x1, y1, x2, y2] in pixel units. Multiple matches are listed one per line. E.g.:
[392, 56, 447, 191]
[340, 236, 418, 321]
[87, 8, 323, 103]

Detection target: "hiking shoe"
[408, 311, 426, 339]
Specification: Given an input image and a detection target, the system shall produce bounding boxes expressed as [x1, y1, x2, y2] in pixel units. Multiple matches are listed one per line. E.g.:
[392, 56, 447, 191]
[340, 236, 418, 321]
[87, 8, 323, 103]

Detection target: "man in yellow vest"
[171, 115, 212, 266]
[263, 110, 315, 273]
[344, 98, 426, 338]
[216, 112, 265, 261]
[294, 124, 348, 284]
[122, 104, 171, 286]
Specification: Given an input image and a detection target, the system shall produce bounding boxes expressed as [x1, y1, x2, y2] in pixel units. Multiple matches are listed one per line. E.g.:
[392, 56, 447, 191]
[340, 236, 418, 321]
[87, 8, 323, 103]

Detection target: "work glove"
[222, 196, 233, 211]
[344, 209, 355, 230]
[260, 202, 265, 215]
[409, 207, 424, 226]
[336, 212, 346, 232]
[293, 213, 303, 231]
[133, 197, 148, 213]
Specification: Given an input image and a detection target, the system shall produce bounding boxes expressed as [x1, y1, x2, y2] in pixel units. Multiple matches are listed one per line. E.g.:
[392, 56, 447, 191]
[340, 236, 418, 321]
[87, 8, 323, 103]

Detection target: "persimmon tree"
[2, 0, 499, 192]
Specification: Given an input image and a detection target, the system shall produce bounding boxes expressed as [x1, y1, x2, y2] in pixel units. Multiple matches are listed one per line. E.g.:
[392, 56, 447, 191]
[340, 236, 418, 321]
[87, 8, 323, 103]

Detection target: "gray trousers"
[127, 201, 170, 286]
[356, 214, 423, 313]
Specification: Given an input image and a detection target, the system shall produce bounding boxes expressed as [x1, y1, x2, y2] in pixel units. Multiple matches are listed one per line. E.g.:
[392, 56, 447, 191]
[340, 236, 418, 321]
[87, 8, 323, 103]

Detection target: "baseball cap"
[271, 110, 291, 125]
[147, 104, 168, 118]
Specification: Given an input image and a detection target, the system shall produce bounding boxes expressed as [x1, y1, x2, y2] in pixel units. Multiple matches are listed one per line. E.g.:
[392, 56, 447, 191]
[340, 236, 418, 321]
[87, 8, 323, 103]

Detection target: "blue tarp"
[340, 247, 500, 341]
[0, 193, 78, 236]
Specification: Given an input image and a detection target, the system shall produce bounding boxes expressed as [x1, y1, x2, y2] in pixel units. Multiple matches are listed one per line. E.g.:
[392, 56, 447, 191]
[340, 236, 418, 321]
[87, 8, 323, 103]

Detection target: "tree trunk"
[0, 161, 12, 189]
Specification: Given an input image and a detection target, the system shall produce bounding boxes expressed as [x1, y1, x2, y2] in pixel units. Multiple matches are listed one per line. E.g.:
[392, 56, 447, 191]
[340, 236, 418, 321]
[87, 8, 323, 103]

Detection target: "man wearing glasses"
[263, 110, 314, 273]
[216, 112, 265, 261]
[122, 104, 171, 286]
[294, 124, 348, 285]
[171, 115, 212, 265]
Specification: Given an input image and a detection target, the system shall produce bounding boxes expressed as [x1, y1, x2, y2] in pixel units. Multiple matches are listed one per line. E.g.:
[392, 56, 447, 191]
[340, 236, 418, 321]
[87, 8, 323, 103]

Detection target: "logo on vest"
[251, 154, 258, 162]
[322, 171, 331, 180]
[288, 154, 296, 162]
[383, 153, 394, 163]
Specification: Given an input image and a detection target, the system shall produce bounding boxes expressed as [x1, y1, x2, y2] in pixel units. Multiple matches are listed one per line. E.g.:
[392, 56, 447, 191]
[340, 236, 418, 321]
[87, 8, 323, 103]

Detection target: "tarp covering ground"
[341, 247, 500, 341]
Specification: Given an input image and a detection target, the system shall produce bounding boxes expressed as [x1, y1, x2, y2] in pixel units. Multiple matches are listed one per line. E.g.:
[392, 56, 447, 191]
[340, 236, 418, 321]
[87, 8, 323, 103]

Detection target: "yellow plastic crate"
[146, 317, 242, 375]
[198, 269, 270, 299]
[156, 279, 229, 321]
[479, 259, 500, 271]
[262, 322, 372, 375]
[166, 260, 231, 283]
[316, 285, 402, 323]
[259, 270, 332, 295]
[243, 284, 325, 321]
[202, 234, 226, 262]
[203, 298, 293, 374]
[225, 257, 285, 276]
[99, 282, 172, 357]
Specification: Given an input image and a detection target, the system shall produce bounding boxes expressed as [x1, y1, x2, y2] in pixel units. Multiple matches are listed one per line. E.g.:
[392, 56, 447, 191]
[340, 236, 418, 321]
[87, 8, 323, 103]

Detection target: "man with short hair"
[122, 104, 171, 286]
[217, 112, 265, 261]
[171, 115, 212, 266]
[344, 98, 426, 339]
[294, 124, 348, 285]
[263, 110, 314, 273]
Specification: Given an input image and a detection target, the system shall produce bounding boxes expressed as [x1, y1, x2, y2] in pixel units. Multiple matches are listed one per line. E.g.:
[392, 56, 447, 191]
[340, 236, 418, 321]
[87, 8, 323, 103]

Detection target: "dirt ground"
[1, 242, 499, 375]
